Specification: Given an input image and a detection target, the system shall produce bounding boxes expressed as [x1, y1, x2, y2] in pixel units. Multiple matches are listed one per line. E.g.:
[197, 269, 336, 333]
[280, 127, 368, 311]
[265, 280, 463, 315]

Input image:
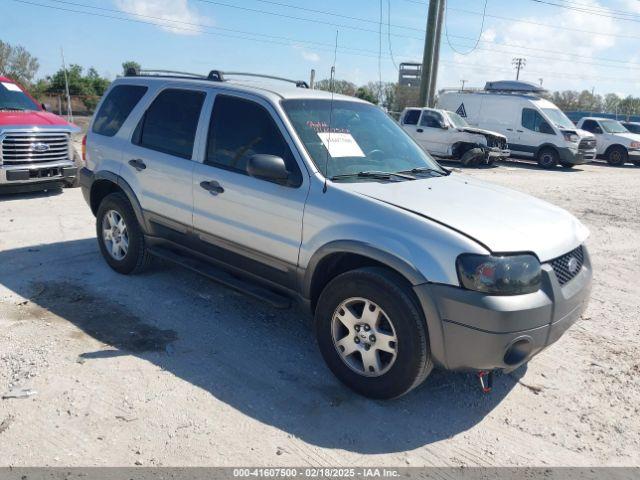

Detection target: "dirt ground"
[0, 159, 639, 467]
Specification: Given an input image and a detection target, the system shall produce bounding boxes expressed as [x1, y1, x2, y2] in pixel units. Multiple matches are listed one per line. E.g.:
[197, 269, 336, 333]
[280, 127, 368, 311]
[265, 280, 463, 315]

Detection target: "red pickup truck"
[0, 76, 81, 193]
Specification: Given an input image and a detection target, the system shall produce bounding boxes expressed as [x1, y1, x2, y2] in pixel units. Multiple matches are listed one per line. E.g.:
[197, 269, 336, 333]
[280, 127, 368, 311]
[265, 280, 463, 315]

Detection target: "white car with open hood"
[80, 68, 592, 399]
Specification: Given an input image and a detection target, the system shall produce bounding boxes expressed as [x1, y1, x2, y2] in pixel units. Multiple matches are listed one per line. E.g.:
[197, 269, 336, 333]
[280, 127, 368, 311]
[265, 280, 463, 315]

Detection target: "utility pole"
[427, 0, 445, 106]
[512, 57, 526, 80]
[419, 0, 444, 107]
[539, 78, 544, 86]
[460, 79, 467, 91]
[309, 69, 316, 89]
[60, 47, 73, 123]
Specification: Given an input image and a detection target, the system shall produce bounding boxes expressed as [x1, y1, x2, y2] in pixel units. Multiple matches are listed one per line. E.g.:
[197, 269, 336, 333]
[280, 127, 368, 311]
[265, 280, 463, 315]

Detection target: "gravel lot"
[0, 159, 639, 467]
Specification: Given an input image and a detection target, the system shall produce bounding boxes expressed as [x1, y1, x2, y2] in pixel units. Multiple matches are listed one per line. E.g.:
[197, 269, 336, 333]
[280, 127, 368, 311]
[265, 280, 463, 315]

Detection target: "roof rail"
[222, 71, 309, 88]
[124, 67, 308, 88]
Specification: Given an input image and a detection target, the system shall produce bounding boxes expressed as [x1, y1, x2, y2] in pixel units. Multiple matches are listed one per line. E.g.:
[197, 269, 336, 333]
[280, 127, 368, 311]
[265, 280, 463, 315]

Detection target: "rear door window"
[133, 88, 205, 159]
[93, 85, 148, 137]
[402, 109, 421, 125]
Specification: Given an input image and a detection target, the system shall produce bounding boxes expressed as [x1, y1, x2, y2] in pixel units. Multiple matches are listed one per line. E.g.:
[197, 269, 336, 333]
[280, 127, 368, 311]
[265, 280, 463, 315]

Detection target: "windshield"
[282, 99, 444, 180]
[541, 108, 575, 129]
[601, 120, 629, 134]
[0, 81, 40, 111]
[446, 111, 469, 128]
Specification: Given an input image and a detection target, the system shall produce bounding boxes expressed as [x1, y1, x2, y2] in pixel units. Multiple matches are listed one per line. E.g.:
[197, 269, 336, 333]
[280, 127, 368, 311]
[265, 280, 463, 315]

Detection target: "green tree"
[122, 60, 141, 76]
[0, 40, 39, 85]
[46, 64, 110, 112]
[314, 78, 357, 96]
[355, 86, 378, 104]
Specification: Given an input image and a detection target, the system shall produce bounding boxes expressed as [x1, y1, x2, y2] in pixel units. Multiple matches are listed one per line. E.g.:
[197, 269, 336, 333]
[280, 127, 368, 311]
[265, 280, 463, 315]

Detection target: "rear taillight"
[82, 135, 87, 162]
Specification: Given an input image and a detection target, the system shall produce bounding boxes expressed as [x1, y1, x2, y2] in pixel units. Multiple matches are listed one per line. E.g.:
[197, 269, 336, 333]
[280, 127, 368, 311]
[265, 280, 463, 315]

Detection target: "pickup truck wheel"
[315, 267, 433, 399]
[559, 161, 575, 168]
[96, 192, 151, 274]
[537, 148, 558, 169]
[607, 146, 627, 166]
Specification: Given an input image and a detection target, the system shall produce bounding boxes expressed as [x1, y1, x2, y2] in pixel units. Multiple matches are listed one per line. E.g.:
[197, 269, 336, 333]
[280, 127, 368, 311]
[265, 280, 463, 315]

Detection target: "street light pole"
[419, 0, 442, 107]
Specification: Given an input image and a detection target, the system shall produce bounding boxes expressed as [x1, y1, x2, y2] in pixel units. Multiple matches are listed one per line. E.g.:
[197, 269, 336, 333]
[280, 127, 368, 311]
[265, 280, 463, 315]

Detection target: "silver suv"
[80, 70, 592, 399]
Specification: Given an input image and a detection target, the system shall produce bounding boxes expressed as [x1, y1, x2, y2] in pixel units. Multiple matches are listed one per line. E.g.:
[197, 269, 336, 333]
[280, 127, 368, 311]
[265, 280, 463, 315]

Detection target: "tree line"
[2, 39, 638, 117]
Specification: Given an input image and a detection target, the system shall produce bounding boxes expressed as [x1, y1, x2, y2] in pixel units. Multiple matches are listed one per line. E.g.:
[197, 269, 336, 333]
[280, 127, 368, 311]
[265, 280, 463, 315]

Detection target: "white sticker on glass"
[1, 82, 22, 92]
[317, 132, 365, 158]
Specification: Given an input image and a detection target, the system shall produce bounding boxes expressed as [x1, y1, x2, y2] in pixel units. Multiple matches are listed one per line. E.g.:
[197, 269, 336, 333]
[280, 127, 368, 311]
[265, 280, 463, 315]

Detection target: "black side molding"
[147, 245, 292, 309]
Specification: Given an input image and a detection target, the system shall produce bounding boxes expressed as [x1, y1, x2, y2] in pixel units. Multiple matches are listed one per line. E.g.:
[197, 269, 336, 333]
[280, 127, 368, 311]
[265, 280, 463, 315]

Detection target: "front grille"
[487, 137, 507, 149]
[1, 132, 70, 166]
[579, 138, 596, 151]
[550, 245, 585, 286]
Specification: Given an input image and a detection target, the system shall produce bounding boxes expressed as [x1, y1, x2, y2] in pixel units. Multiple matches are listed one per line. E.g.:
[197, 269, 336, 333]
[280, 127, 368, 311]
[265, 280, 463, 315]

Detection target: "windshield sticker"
[1, 82, 22, 92]
[317, 132, 365, 158]
[306, 120, 350, 134]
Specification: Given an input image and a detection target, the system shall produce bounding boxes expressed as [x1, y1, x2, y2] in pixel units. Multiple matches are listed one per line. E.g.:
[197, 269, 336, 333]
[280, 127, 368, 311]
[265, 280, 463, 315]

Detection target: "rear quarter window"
[92, 85, 148, 137]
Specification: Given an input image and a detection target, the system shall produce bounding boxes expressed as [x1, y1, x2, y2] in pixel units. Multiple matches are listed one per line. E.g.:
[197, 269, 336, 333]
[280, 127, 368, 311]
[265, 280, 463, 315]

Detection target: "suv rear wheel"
[607, 146, 628, 166]
[537, 148, 558, 169]
[96, 192, 151, 274]
[314, 267, 433, 399]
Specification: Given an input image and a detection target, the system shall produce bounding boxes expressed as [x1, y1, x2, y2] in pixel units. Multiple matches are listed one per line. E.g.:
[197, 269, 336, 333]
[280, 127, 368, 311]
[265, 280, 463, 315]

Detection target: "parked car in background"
[621, 121, 640, 135]
[576, 117, 640, 166]
[438, 81, 597, 169]
[399, 107, 510, 166]
[0, 76, 81, 193]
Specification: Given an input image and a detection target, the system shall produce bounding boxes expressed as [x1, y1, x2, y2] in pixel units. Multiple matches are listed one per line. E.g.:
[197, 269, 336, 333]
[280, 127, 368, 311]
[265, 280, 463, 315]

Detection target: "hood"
[458, 126, 506, 140]
[341, 175, 588, 262]
[575, 129, 595, 139]
[608, 132, 640, 144]
[0, 110, 76, 128]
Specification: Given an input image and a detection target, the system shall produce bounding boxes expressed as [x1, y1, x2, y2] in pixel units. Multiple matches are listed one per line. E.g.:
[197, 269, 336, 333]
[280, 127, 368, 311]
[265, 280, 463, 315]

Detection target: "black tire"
[96, 192, 151, 275]
[607, 146, 628, 166]
[559, 161, 575, 169]
[537, 147, 558, 169]
[633, 161, 640, 167]
[314, 267, 433, 399]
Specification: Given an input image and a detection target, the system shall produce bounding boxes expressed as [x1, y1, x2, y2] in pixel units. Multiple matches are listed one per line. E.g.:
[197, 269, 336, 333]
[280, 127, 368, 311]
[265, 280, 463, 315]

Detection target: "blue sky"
[2, 0, 640, 96]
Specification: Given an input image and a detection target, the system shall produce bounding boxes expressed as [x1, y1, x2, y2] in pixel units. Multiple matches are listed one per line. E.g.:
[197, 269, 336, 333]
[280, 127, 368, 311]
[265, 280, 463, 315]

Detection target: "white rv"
[438, 81, 597, 169]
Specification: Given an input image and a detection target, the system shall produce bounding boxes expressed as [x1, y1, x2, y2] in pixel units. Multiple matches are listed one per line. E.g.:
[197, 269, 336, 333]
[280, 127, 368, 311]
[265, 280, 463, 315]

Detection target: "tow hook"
[477, 370, 494, 393]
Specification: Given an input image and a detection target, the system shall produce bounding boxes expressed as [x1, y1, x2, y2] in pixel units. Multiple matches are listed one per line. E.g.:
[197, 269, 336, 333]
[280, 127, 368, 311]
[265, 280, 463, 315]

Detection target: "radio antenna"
[323, 30, 339, 193]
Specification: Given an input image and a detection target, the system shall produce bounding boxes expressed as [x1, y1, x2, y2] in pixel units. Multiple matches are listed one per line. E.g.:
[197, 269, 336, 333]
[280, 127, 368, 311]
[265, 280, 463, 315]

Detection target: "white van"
[438, 81, 597, 169]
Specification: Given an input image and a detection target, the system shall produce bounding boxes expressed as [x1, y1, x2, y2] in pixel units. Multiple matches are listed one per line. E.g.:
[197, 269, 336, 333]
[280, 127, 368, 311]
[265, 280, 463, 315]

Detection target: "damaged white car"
[400, 107, 510, 166]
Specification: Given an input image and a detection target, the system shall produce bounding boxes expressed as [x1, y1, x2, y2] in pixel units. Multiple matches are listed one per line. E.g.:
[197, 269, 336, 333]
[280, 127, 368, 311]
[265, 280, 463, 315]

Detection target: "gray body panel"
[82, 76, 593, 372]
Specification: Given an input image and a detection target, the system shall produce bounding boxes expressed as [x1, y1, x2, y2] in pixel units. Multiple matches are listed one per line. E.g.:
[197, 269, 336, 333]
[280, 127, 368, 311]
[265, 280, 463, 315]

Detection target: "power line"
[449, 6, 640, 40]
[13, 0, 407, 60]
[386, 0, 399, 70]
[527, 0, 640, 23]
[444, 0, 488, 55]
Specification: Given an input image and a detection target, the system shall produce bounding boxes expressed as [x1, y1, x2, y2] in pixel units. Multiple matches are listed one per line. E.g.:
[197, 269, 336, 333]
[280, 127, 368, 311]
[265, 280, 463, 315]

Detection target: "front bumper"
[487, 148, 510, 160]
[414, 247, 592, 371]
[560, 147, 597, 165]
[628, 149, 640, 160]
[0, 161, 77, 193]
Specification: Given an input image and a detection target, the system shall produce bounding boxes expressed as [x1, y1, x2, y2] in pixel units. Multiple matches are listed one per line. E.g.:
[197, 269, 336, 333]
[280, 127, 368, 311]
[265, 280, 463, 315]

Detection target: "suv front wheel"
[315, 267, 433, 399]
[96, 192, 151, 274]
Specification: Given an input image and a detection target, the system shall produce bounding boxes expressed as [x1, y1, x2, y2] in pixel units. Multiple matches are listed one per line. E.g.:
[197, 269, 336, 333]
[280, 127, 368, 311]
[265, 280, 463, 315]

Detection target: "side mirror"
[41, 103, 51, 112]
[539, 122, 555, 135]
[439, 122, 449, 129]
[247, 154, 291, 185]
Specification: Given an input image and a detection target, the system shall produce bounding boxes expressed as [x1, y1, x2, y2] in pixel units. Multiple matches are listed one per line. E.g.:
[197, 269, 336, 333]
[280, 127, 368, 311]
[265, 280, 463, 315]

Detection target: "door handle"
[416, 128, 424, 133]
[506, 128, 513, 131]
[200, 180, 225, 195]
[516, 129, 524, 133]
[128, 158, 146, 171]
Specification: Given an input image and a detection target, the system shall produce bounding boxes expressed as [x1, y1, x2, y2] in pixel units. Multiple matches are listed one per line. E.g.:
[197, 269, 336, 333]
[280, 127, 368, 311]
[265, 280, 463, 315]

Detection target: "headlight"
[563, 132, 579, 143]
[630, 141, 640, 149]
[456, 253, 541, 295]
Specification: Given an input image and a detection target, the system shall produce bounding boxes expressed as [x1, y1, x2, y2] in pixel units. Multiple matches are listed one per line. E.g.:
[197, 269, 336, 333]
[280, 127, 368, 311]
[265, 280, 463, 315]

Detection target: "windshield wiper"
[398, 166, 450, 176]
[330, 170, 414, 181]
[0, 107, 26, 111]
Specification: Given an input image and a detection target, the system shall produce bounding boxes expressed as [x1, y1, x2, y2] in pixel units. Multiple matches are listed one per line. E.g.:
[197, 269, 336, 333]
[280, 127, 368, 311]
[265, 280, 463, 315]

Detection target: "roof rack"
[124, 67, 308, 88]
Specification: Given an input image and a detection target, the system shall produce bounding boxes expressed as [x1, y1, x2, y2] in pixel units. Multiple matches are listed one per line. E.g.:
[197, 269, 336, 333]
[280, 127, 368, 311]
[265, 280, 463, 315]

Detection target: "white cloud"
[292, 45, 320, 63]
[114, 0, 209, 35]
[438, 0, 640, 94]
